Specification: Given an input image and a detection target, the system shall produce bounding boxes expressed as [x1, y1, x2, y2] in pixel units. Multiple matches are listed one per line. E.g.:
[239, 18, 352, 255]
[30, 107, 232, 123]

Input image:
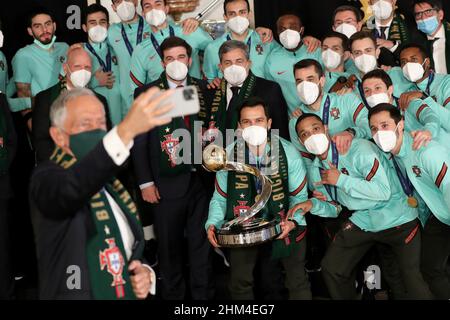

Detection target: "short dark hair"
[224, 0, 250, 14]
[349, 31, 377, 51]
[322, 31, 350, 51]
[412, 0, 443, 11]
[160, 36, 193, 59]
[295, 113, 323, 133]
[276, 13, 303, 28]
[293, 59, 324, 78]
[141, 0, 167, 8]
[368, 103, 403, 125]
[27, 6, 54, 27]
[84, 4, 110, 25]
[238, 97, 271, 121]
[332, 5, 364, 24]
[219, 40, 250, 61]
[362, 69, 393, 88]
[399, 43, 429, 60]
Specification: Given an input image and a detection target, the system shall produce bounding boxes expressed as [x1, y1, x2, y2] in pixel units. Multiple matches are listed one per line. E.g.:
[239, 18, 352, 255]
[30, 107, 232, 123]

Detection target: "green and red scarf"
[225, 137, 303, 259]
[206, 72, 256, 138]
[50, 148, 144, 300]
[157, 73, 207, 176]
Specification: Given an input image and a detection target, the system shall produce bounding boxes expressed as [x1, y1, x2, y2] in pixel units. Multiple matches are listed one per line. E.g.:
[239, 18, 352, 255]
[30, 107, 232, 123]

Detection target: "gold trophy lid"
[202, 144, 227, 172]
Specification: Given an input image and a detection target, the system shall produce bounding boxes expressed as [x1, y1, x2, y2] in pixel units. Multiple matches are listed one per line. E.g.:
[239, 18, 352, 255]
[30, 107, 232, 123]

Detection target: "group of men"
[0, 0, 449, 300]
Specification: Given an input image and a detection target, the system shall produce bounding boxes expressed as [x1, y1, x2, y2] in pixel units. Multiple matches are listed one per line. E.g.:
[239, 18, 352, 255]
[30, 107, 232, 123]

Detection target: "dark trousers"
[229, 227, 311, 300]
[322, 219, 433, 300]
[421, 214, 450, 299]
[153, 174, 213, 300]
[0, 198, 14, 299]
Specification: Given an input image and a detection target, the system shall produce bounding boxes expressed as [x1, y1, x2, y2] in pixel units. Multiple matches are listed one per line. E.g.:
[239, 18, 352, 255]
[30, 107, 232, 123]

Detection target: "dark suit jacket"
[132, 75, 214, 200]
[33, 83, 111, 164]
[248, 76, 290, 140]
[29, 142, 144, 300]
[0, 93, 17, 200]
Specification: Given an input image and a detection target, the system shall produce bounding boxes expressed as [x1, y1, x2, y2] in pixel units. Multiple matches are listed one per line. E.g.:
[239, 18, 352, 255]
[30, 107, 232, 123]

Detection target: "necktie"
[226, 86, 240, 129]
[379, 26, 388, 40]
[177, 84, 190, 130]
[429, 37, 439, 59]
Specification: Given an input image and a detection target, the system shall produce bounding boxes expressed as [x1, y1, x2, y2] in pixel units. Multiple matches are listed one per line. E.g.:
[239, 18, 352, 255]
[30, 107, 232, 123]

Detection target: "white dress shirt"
[103, 127, 156, 295]
[428, 24, 447, 74]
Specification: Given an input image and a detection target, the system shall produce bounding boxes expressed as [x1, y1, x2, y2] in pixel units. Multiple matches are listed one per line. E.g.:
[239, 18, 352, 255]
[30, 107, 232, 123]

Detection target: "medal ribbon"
[151, 26, 175, 60]
[85, 43, 112, 72]
[121, 15, 144, 56]
[392, 157, 414, 197]
[319, 142, 338, 202]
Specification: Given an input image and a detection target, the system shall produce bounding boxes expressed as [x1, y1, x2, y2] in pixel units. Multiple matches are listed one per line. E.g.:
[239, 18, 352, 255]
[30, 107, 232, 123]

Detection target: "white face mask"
[304, 133, 329, 155]
[242, 125, 268, 146]
[322, 49, 343, 70]
[335, 23, 358, 38]
[145, 9, 167, 27]
[402, 61, 425, 82]
[366, 92, 390, 108]
[297, 81, 320, 106]
[371, 0, 393, 20]
[69, 69, 92, 88]
[227, 16, 250, 35]
[373, 123, 399, 152]
[279, 29, 301, 50]
[0, 31, 4, 48]
[354, 54, 378, 74]
[223, 64, 248, 86]
[166, 60, 188, 81]
[88, 25, 108, 43]
[116, 1, 136, 22]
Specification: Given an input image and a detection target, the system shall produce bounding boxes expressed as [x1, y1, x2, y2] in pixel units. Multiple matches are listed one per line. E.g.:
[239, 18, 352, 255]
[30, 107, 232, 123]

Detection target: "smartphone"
[156, 85, 200, 119]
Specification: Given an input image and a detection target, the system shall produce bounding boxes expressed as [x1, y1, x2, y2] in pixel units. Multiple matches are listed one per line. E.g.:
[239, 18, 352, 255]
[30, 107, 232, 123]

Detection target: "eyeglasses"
[415, 8, 437, 20]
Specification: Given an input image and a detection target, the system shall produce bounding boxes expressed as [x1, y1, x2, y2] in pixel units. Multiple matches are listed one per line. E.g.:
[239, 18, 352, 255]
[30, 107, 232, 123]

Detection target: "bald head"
[63, 47, 92, 78]
[276, 14, 303, 36]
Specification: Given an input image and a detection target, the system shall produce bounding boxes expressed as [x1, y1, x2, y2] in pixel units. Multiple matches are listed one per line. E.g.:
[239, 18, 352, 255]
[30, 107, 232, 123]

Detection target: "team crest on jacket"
[412, 165, 421, 177]
[256, 44, 264, 55]
[99, 238, 126, 299]
[331, 107, 340, 120]
[234, 200, 251, 217]
[341, 168, 349, 175]
[59, 56, 65, 63]
[161, 133, 180, 167]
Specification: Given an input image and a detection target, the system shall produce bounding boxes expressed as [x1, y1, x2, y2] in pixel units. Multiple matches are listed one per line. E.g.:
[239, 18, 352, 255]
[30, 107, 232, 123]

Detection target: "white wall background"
[88, 0, 255, 26]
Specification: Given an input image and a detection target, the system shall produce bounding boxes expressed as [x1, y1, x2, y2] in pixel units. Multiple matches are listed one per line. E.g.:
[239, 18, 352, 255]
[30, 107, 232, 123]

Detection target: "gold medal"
[255, 194, 261, 202]
[407, 196, 418, 208]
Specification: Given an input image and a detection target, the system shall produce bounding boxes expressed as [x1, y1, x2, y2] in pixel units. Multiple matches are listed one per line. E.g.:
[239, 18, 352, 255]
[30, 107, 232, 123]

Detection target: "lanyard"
[151, 25, 175, 60]
[417, 71, 435, 97]
[319, 142, 339, 202]
[85, 43, 112, 72]
[227, 34, 252, 51]
[321, 95, 331, 126]
[392, 157, 414, 197]
[121, 15, 144, 56]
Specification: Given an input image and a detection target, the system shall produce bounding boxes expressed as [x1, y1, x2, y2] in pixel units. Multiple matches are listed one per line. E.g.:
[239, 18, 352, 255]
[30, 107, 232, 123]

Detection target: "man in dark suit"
[413, 0, 450, 74]
[206, 40, 290, 142]
[32, 46, 111, 164]
[132, 36, 214, 300]
[0, 93, 17, 300]
[29, 86, 172, 299]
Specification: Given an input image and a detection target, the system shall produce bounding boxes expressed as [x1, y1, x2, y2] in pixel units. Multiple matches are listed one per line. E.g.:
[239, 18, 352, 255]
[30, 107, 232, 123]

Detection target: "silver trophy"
[203, 144, 281, 248]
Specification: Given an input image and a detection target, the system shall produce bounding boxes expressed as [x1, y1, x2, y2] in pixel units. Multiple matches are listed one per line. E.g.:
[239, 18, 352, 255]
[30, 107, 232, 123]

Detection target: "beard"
[34, 31, 53, 44]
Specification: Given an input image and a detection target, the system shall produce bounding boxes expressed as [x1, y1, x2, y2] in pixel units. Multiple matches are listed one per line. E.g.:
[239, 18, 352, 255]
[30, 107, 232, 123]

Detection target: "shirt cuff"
[139, 182, 155, 190]
[142, 264, 156, 296]
[389, 41, 399, 53]
[103, 126, 134, 166]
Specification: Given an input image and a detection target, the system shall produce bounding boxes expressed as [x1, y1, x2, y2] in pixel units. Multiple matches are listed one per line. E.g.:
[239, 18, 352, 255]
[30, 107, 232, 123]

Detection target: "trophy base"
[216, 219, 281, 248]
